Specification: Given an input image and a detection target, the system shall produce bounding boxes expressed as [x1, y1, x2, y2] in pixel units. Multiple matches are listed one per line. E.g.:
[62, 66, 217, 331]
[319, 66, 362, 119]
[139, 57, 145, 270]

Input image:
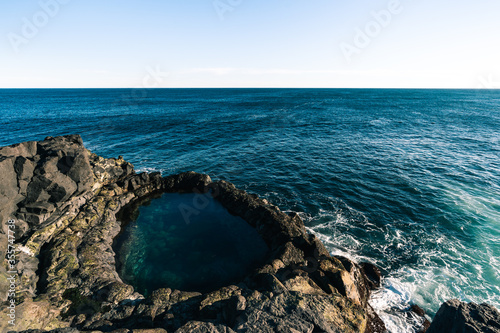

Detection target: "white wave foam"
[370, 272, 431, 333]
[279, 183, 499, 332]
[135, 166, 166, 174]
[369, 118, 392, 127]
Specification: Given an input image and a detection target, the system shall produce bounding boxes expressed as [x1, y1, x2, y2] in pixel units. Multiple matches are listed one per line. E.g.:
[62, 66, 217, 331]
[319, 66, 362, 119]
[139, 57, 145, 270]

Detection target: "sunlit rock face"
[114, 192, 269, 296]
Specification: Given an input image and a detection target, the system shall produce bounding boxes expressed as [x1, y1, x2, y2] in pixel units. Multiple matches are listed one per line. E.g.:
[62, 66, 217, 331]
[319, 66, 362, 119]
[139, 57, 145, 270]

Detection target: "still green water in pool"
[114, 192, 269, 296]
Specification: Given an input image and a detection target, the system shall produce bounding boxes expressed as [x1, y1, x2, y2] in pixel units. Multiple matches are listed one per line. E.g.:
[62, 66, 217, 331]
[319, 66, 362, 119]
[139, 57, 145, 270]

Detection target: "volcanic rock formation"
[4, 135, 495, 332]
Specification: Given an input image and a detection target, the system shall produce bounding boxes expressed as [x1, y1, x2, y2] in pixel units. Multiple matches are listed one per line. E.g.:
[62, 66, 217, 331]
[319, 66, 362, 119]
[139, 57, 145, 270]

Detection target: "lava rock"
[410, 304, 431, 332]
[360, 262, 382, 290]
[0, 135, 388, 333]
[427, 299, 500, 333]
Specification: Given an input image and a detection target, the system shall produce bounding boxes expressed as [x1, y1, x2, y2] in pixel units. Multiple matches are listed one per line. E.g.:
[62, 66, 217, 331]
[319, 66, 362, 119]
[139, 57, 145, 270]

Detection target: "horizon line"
[1, 87, 499, 90]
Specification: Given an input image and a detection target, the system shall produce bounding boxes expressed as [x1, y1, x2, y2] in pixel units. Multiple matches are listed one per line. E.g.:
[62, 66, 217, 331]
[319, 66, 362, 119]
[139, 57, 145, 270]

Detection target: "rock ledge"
[0, 135, 382, 332]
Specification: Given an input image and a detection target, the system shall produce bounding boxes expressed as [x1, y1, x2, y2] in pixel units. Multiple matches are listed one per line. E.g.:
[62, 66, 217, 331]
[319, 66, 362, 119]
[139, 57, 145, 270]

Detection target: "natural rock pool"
[114, 192, 269, 296]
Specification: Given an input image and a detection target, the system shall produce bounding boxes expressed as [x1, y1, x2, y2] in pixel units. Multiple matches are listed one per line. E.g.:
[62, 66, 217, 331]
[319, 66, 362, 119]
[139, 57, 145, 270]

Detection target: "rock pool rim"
[113, 191, 271, 295]
[113, 171, 384, 310]
[110, 170, 390, 331]
[111, 171, 297, 300]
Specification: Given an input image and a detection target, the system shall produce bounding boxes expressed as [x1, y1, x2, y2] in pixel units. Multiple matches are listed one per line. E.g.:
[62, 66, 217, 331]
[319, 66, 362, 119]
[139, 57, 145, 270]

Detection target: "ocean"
[1, 88, 499, 332]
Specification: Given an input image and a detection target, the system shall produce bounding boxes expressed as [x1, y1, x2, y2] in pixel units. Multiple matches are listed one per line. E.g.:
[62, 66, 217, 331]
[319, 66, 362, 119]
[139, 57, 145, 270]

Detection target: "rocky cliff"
[1, 135, 498, 333]
[0, 135, 385, 332]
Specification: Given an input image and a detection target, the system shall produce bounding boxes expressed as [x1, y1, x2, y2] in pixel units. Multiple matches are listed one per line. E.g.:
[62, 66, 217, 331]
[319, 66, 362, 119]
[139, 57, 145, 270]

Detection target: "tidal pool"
[114, 192, 269, 296]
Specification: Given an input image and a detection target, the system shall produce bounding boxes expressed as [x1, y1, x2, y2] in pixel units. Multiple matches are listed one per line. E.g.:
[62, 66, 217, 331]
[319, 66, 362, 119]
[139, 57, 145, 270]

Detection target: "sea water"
[1, 88, 499, 332]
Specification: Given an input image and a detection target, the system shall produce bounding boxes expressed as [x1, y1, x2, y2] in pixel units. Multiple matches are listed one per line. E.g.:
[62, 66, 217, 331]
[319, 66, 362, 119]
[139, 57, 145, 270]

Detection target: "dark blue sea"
[1, 88, 499, 332]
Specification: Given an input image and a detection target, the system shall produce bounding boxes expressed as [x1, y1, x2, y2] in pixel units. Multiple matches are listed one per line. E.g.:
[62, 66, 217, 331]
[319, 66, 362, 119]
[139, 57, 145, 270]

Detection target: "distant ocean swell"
[1, 88, 499, 333]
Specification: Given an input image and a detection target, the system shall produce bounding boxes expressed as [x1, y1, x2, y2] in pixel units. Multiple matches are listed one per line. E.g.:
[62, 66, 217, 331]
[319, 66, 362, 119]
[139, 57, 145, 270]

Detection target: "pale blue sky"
[1, 0, 499, 88]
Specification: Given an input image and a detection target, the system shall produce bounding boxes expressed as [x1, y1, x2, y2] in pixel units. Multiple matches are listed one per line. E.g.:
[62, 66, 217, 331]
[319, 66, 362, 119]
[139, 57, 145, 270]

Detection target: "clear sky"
[1, 0, 499, 88]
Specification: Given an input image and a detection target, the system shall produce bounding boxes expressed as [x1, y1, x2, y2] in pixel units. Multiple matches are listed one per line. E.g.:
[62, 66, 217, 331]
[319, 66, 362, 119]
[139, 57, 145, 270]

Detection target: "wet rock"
[360, 262, 382, 290]
[427, 299, 500, 333]
[365, 305, 387, 333]
[410, 304, 431, 332]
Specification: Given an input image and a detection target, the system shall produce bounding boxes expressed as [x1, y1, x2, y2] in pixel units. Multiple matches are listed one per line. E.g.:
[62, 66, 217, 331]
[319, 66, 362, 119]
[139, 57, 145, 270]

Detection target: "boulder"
[427, 299, 500, 333]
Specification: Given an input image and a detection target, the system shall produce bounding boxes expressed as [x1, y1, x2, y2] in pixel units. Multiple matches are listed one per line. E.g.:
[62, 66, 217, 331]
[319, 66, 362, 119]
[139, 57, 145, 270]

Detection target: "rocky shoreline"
[0, 135, 498, 333]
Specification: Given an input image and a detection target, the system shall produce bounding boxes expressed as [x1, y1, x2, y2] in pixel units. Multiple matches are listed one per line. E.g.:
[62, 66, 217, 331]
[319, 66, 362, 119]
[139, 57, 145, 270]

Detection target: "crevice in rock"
[35, 241, 52, 296]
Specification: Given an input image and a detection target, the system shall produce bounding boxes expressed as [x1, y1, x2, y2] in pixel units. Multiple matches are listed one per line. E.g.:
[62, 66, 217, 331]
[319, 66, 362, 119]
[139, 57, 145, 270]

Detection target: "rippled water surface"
[1, 88, 499, 332]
